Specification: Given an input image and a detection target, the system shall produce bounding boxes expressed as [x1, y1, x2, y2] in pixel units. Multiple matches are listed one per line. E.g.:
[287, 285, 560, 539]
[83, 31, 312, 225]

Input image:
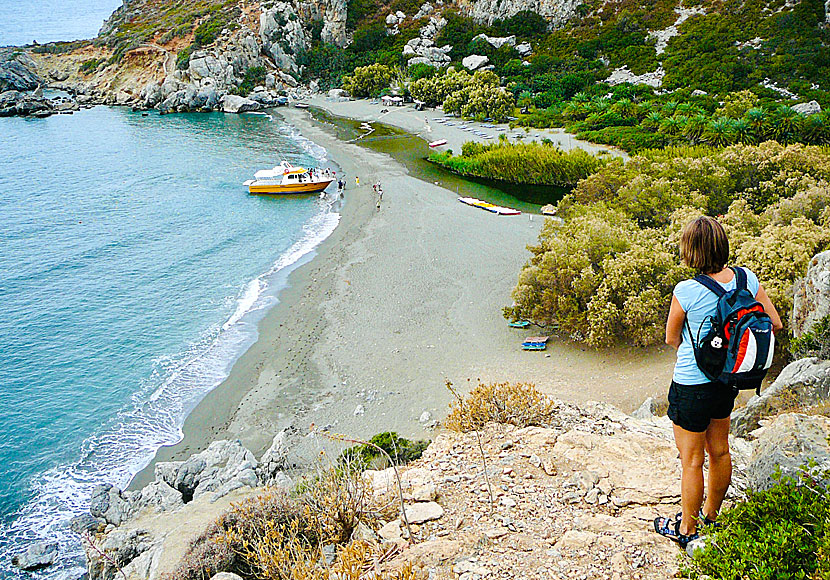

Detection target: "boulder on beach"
[221, 94, 261, 113]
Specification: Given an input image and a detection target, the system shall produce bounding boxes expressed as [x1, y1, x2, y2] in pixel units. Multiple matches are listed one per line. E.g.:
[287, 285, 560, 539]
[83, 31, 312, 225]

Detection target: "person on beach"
[655, 216, 782, 548]
[355, 176, 360, 187]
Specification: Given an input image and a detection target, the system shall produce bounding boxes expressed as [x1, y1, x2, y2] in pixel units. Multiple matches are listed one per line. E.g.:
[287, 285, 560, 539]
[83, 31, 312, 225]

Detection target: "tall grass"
[428, 141, 607, 187]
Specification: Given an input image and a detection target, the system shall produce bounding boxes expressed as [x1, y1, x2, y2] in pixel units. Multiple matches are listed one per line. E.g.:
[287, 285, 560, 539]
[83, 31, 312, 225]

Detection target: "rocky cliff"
[17, 366, 826, 579]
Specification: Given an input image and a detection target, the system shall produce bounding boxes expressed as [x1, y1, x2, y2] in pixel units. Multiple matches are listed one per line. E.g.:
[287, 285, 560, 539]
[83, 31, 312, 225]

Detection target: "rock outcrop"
[791, 250, 830, 338]
[456, 0, 576, 27]
[793, 100, 822, 116]
[403, 37, 453, 67]
[11, 542, 59, 571]
[731, 357, 830, 437]
[745, 413, 830, 491]
[0, 51, 43, 92]
[260, 2, 308, 72]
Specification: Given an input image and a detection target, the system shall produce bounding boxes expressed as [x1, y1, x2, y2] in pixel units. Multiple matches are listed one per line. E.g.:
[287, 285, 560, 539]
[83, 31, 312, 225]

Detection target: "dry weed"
[444, 381, 557, 432]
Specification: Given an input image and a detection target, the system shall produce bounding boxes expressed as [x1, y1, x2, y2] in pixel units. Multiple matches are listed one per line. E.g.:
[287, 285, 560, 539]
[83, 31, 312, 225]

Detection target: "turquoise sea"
[0, 0, 122, 46]
[0, 106, 340, 577]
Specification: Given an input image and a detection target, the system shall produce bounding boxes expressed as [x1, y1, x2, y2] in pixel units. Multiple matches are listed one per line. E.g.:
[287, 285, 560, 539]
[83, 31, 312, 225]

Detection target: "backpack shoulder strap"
[733, 266, 747, 291]
[693, 273, 726, 297]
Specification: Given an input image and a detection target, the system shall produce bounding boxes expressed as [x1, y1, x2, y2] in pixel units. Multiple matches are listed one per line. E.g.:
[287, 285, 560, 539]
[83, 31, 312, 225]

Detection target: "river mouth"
[308, 107, 572, 213]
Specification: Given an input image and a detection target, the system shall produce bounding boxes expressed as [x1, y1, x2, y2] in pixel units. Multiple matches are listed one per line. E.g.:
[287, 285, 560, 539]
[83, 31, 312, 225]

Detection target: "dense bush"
[340, 432, 429, 469]
[232, 66, 267, 96]
[790, 315, 830, 360]
[342, 63, 395, 97]
[78, 58, 105, 74]
[510, 143, 830, 347]
[445, 381, 557, 432]
[429, 140, 607, 186]
[687, 468, 830, 580]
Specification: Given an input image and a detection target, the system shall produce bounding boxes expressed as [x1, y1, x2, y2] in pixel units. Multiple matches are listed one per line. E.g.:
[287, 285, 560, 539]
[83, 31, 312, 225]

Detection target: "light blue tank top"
[672, 268, 760, 385]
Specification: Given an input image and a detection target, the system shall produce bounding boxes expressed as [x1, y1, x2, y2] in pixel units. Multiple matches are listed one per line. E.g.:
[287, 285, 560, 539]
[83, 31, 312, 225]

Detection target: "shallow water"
[0, 106, 339, 578]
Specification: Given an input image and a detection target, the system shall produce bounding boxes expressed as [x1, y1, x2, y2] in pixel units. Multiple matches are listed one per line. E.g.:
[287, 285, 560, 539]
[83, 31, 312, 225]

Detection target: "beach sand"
[131, 100, 671, 488]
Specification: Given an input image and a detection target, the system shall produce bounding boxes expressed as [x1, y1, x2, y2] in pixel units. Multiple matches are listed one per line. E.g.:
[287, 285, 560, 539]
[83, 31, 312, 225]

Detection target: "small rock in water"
[354, 404, 365, 416]
[11, 542, 58, 571]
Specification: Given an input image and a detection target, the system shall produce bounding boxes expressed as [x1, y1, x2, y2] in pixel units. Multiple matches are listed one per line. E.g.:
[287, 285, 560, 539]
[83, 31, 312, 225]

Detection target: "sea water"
[0, 0, 122, 46]
[0, 106, 340, 577]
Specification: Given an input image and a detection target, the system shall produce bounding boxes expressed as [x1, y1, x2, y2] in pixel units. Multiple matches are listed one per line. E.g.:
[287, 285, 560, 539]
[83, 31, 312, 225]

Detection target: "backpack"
[684, 267, 775, 393]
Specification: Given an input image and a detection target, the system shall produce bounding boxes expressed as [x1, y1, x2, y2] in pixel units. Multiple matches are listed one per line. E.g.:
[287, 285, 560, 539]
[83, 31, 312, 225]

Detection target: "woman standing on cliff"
[655, 216, 783, 547]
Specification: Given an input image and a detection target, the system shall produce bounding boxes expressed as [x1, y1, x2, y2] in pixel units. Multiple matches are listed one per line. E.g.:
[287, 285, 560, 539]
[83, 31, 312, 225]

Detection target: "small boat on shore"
[243, 161, 335, 194]
[458, 197, 521, 215]
[294, 103, 309, 109]
[429, 139, 448, 148]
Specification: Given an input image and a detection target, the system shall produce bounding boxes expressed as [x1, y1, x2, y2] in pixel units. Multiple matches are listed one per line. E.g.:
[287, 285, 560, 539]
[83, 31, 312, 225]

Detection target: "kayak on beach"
[458, 196, 521, 215]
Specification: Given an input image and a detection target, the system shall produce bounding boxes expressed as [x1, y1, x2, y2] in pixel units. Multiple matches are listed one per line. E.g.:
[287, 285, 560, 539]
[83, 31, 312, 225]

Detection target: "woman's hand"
[665, 295, 685, 350]
[756, 284, 784, 333]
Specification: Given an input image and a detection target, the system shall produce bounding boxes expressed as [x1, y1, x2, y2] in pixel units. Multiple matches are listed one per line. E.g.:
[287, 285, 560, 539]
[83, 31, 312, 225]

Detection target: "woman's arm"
[756, 284, 784, 333]
[665, 295, 686, 350]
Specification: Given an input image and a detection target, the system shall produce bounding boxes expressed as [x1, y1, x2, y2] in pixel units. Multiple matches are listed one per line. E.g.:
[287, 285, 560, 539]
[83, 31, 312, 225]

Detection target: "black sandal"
[654, 513, 699, 548]
[699, 511, 722, 529]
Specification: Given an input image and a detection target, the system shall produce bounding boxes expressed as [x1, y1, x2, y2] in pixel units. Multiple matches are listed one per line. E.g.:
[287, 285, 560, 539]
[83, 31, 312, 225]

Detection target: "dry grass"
[163, 457, 407, 580]
[444, 381, 558, 432]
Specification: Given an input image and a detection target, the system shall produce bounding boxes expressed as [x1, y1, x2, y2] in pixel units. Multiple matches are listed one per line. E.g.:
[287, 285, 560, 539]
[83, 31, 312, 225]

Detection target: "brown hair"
[679, 216, 729, 274]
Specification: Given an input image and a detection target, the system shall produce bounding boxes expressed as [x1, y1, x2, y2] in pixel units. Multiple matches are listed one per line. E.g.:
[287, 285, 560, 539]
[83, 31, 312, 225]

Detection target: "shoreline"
[131, 100, 670, 489]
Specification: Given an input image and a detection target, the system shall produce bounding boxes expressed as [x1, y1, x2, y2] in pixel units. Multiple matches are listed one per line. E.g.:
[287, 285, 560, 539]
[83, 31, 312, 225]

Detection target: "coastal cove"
[132, 100, 674, 491]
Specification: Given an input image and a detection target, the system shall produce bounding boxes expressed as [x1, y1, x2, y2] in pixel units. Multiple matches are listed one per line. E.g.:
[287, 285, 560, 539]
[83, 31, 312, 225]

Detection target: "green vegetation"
[232, 66, 267, 96]
[98, 0, 239, 64]
[410, 69, 515, 121]
[790, 315, 830, 360]
[342, 63, 396, 97]
[30, 40, 90, 54]
[78, 58, 106, 74]
[429, 140, 606, 187]
[508, 142, 830, 347]
[685, 468, 830, 580]
[340, 432, 429, 469]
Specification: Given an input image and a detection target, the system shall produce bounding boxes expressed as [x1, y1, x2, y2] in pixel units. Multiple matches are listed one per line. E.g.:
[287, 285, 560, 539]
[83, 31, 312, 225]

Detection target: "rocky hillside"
[3, 0, 827, 117]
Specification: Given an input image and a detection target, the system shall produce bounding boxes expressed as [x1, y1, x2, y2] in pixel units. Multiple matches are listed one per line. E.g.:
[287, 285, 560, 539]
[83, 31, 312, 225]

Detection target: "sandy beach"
[132, 99, 670, 488]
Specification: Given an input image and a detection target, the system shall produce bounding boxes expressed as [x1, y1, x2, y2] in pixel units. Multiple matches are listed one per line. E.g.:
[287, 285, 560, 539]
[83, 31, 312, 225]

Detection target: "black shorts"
[667, 380, 738, 432]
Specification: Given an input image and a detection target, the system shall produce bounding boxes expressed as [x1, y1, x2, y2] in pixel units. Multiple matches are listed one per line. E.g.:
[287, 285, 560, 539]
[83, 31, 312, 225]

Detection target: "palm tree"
[801, 112, 830, 144]
[589, 97, 611, 113]
[683, 113, 709, 144]
[572, 92, 591, 104]
[636, 101, 655, 120]
[770, 105, 801, 144]
[563, 101, 589, 120]
[643, 111, 663, 130]
[662, 100, 679, 116]
[745, 107, 769, 141]
[730, 118, 754, 144]
[676, 103, 697, 116]
[704, 117, 736, 147]
[659, 116, 684, 138]
[613, 98, 636, 119]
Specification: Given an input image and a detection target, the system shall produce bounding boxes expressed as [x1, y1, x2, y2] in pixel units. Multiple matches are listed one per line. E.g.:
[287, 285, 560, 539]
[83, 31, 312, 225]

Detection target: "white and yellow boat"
[243, 161, 335, 194]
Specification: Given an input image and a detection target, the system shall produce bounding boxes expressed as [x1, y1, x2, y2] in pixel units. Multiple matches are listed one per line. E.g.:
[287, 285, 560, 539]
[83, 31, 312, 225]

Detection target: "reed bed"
[428, 141, 607, 187]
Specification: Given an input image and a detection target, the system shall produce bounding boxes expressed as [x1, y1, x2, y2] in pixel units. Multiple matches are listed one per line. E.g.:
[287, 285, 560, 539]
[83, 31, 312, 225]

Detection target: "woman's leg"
[702, 416, 732, 520]
[673, 423, 707, 535]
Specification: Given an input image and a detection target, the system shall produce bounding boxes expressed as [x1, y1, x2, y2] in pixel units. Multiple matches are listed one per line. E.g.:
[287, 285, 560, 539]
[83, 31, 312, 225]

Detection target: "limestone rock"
[552, 428, 680, 505]
[414, 2, 434, 18]
[155, 439, 258, 502]
[515, 41, 532, 57]
[378, 519, 404, 541]
[472, 33, 516, 49]
[0, 89, 53, 117]
[792, 100, 821, 116]
[257, 427, 294, 484]
[731, 358, 830, 437]
[606, 66, 665, 88]
[404, 501, 444, 523]
[221, 95, 261, 114]
[462, 55, 489, 70]
[457, 0, 574, 27]
[0, 51, 42, 92]
[746, 413, 830, 490]
[90, 483, 133, 527]
[69, 513, 105, 535]
[11, 542, 58, 571]
[260, 2, 308, 72]
[631, 396, 657, 419]
[86, 528, 153, 580]
[320, 0, 348, 47]
[211, 574, 244, 580]
[791, 250, 830, 339]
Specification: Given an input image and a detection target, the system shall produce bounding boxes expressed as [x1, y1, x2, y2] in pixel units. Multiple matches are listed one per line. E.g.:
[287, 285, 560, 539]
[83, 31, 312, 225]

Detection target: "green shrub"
[340, 432, 429, 469]
[429, 140, 607, 187]
[175, 45, 193, 70]
[233, 65, 267, 96]
[789, 315, 830, 360]
[688, 468, 830, 580]
[78, 58, 105, 74]
[342, 63, 395, 97]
